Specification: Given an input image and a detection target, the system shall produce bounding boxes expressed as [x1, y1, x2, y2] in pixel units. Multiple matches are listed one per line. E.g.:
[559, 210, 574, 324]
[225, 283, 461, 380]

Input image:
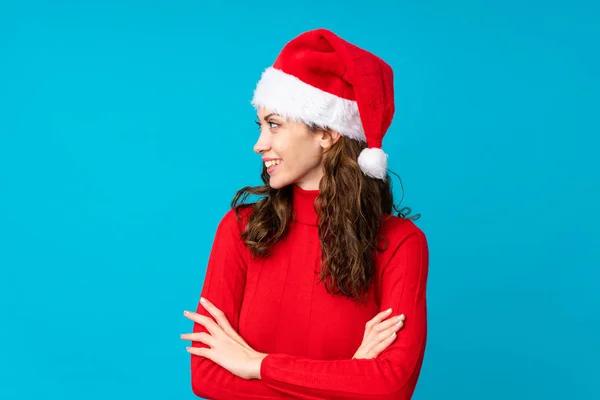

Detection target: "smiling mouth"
[266, 161, 281, 174]
[264, 159, 282, 168]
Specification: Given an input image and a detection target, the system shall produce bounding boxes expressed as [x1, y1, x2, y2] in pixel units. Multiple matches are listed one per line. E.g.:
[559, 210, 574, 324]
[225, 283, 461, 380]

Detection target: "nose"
[253, 130, 271, 154]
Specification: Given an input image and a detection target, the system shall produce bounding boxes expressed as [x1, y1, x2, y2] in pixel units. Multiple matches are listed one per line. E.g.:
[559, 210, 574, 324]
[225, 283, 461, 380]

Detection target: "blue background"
[1, 1, 598, 399]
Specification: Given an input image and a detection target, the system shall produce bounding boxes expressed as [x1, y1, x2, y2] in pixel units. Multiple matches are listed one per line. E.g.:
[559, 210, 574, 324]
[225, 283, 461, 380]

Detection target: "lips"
[266, 161, 281, 174]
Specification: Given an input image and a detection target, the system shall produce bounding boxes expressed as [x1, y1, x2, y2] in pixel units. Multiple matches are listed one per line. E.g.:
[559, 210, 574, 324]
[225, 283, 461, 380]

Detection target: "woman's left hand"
[181, 297, 268, 380]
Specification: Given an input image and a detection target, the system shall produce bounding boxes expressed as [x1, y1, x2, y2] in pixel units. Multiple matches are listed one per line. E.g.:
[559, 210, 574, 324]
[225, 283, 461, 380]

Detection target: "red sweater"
[190, 184, 429, 399]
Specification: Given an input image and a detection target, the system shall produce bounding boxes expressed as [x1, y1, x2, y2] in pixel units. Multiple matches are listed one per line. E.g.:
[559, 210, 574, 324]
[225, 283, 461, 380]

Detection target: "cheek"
[272, 130, 320, 173]
[283, 151, 321, 176]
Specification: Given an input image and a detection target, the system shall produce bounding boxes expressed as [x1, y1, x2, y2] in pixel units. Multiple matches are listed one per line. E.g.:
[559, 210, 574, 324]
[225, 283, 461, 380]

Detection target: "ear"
[319, 129, 341, 150]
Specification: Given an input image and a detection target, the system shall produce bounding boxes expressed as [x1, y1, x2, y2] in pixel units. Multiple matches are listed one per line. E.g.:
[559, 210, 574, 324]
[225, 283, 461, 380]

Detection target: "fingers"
[364, 308, 393, 337]
[199, 297, 234, 332]
[366, 315, 405, 357]
[183, 310, 220, 336]
[373, 314, 405, 334]
[181, 332, 215, 348]
[365, 313, 404, 344]
[197, 297, 251, 349]
[369, 331, 398, 356]
[199, 297, 231, 331]
[187, 345, 211, 359]
[374, 315, 404, 343]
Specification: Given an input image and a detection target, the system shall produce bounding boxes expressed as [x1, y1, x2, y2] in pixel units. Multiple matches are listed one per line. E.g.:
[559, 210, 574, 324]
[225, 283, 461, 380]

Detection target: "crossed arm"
[185, 210, 429, 400]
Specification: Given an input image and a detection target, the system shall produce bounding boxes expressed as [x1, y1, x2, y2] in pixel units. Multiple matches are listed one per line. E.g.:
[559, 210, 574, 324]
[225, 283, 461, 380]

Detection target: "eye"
[255, 119, 280, 130]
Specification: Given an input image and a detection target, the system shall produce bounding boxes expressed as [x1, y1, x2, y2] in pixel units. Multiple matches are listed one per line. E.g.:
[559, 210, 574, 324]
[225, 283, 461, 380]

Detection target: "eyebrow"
[259, 113, 279, 121]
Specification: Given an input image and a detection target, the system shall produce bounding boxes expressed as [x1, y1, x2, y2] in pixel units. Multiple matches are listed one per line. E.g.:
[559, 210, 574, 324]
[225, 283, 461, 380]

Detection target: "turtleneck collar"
[292, 184, 320, 226]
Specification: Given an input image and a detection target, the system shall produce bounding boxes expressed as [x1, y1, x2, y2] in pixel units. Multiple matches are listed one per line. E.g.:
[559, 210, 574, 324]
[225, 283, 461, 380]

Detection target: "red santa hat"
[251, 28, 395, 180]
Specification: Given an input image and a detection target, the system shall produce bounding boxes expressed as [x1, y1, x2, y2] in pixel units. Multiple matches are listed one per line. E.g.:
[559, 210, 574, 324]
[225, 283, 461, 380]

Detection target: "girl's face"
[253, 107, 339, 190]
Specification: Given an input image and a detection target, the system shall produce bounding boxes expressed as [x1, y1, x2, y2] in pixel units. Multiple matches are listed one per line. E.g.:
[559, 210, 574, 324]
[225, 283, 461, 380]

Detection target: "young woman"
[181, 28, 429, 399]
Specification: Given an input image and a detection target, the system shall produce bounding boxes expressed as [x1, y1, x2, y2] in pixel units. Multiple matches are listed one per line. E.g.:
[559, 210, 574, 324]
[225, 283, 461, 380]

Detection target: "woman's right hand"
[352, 308, 405, 359]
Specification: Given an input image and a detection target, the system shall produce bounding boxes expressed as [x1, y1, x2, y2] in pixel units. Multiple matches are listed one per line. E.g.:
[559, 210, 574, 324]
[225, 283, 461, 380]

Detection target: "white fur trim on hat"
[251, 67, 366, 142]
[357, 147, 388, 180]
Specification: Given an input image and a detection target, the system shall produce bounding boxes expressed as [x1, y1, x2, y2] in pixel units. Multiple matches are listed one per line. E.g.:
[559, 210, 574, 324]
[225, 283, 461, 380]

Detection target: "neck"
[292, 184, 320, 226]
[293, 172, 324, 191]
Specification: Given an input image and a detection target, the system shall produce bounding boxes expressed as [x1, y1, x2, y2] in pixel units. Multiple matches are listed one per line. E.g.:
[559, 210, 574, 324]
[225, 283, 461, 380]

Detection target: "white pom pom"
[357, 147, 388, 180]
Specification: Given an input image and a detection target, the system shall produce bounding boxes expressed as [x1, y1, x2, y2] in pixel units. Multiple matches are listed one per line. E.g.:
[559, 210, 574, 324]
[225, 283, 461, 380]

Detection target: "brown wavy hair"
[231, 125, 420, 304]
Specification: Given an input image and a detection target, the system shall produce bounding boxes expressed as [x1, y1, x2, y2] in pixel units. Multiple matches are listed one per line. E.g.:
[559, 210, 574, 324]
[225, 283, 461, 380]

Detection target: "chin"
[268, 174, 293, 190]
[268, 178, 287, 190]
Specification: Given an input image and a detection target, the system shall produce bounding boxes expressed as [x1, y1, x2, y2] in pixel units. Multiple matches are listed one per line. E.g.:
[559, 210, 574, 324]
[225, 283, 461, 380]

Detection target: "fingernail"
[386, 308, 392, 313]
[183, 310, 189, 315]
[200, 297, 207, 303]
[399, 314, 405, 320]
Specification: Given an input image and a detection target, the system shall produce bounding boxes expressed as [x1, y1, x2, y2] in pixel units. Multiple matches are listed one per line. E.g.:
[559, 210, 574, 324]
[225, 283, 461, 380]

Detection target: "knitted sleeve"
[258, 229, 430, 400]
[189, 208, 287, 399]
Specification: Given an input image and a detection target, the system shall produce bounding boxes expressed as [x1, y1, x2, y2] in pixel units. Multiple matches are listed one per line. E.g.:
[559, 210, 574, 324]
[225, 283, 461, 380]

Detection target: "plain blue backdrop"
[1, 1, 598, 399]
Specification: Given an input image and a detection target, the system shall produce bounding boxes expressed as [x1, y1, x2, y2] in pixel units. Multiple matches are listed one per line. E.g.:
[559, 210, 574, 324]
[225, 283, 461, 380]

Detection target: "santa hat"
[251, 28, 395, 180]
